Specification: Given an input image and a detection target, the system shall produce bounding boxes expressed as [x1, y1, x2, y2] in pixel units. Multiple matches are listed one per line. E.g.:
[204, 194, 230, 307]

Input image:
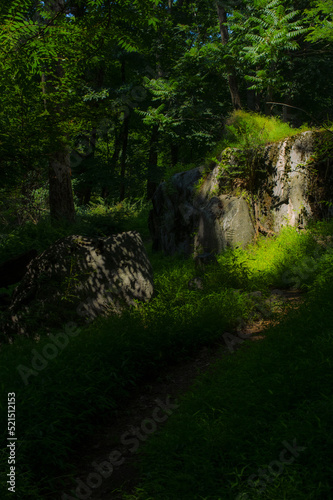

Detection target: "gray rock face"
[7, 231, 153, 335]
[149, 130, 333, 256]
[149, 167, 255, 256]
[262, 131, 316, 231]
[149, 168, 204, 255]
[194, 195, 255, 254]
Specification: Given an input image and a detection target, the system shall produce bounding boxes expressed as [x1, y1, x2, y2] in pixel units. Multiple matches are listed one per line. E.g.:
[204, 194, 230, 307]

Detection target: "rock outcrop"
[148, 168, 255, 255]
[6, 231, 153, 336]
[149, 131, 333, 256]
[260, 131, 316, 231]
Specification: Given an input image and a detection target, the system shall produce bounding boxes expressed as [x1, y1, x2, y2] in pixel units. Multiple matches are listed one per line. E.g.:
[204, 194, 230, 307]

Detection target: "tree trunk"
[75, 128, 97, 205]
[265, 86, 274, 115]
[119, 115, 129, 202]
[216, 3, 242, 110]
[102, 127, 122, 199]
[147, 124, 159, 200]
[119, 57, 130, 202]
[171, 143, 179, 166]
[46, 0, 76, 222]
[246, 85, 260, 112]
[49, 146, 75, 222]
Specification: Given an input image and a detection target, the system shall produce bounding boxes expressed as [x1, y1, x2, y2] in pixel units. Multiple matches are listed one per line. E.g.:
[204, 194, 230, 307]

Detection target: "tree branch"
[266, 102, 333, 136]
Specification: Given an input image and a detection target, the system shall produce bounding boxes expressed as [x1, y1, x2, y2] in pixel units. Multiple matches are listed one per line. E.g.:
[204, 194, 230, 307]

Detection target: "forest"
[1, 0, 333, 499]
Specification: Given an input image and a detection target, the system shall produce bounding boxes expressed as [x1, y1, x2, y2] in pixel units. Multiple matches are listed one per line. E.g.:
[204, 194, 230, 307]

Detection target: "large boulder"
[260, 131, 316, 231]
[6, 231, 153, 336]
[149, 130, 333, 256]
[149, 168, 255, 256]
[194, 195, 255, 254]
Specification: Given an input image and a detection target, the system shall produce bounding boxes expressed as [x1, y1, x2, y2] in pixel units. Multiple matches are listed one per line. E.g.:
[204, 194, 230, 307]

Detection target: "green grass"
[1, 205, 333, 499]
[122, 282, 333, 500]
[225, 110, 309, 145]
[198, 111, 312, 193]
[0, 197, 151, 265]
[209, 110, 310, 161]
[200, 223, 332, 293]
[231, 225, 327, 290]
[0, 248, 253, 497]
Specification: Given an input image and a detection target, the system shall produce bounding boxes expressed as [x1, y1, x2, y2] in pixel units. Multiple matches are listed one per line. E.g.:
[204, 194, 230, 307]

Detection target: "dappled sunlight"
[7, 231, 153, 335]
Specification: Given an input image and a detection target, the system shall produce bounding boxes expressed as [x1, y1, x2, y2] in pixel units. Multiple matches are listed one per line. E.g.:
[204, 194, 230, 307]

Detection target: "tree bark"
[49, 146, 75, 221]
[46, 0, 76, 222]
[102, 126, 122, 199]
[75, 128, 97, 205]
[147, 124, 159, 200]
[216, 3, 242, 110]
[171, 143, 179, 166]
[265, 85, 274, 115]
[119, 57, 130, 202]
[119, 115, 129, 202]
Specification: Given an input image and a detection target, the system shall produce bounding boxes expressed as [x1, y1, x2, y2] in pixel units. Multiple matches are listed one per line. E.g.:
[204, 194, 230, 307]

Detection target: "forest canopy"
[1, 0, 333, 222]
[2, 4, 333, 499]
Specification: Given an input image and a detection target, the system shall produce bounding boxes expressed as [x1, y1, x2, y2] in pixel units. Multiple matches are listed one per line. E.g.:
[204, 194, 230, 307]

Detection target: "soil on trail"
[57, 288, 305, 500]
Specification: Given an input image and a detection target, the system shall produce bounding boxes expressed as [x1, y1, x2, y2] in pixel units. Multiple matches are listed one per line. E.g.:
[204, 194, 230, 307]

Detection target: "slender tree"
[46, 0, 75, 222]
[0, 0, 159, 218]
[216, 1, 242, 109]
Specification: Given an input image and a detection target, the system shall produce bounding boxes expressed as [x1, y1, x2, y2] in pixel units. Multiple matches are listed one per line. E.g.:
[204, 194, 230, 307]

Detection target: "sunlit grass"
[223, 110, 309, 149]
[1, 206, 333, 499]
[121, 262, 333, 500]
[202, 110, 311, 171]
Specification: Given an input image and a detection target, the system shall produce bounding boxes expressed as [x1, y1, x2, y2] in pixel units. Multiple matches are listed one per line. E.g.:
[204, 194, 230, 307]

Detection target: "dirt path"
[57, 289, 305, 500]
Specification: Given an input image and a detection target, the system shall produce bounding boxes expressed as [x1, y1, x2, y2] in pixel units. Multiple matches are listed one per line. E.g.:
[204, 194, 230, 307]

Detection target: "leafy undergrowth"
[117, 225, 333, 500]
[1, 214, 333, 499]
[203, 110, 310, 168]
[122, 282, 333, 500]
[224, 110, 310, 146]
[0, 262, 252, 498]
[0, 197, 151, 265]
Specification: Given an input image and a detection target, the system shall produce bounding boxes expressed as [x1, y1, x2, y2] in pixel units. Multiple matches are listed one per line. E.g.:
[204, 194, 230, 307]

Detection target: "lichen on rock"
[149, 130, 333, 256]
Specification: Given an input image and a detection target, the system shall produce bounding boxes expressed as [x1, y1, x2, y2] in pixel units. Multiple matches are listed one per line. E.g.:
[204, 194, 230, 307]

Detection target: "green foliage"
[1, 208, 333, 498]
[200, 223, 330, 293]
[234, 0, 308, 94]
[0, 198, 151, 265]
[2, 0, 333, 212]
[224, 110, 308, 146]
[114, 228, 333, 500]
[0, 249, 254, 498]
[243, 225, 324, 290]
[306, 0, 333, 42]
[0, 182, 49, 230]
[1, 1, 333, 495]
[123, 281, 333, 499]
[0, 0, 161, 218]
